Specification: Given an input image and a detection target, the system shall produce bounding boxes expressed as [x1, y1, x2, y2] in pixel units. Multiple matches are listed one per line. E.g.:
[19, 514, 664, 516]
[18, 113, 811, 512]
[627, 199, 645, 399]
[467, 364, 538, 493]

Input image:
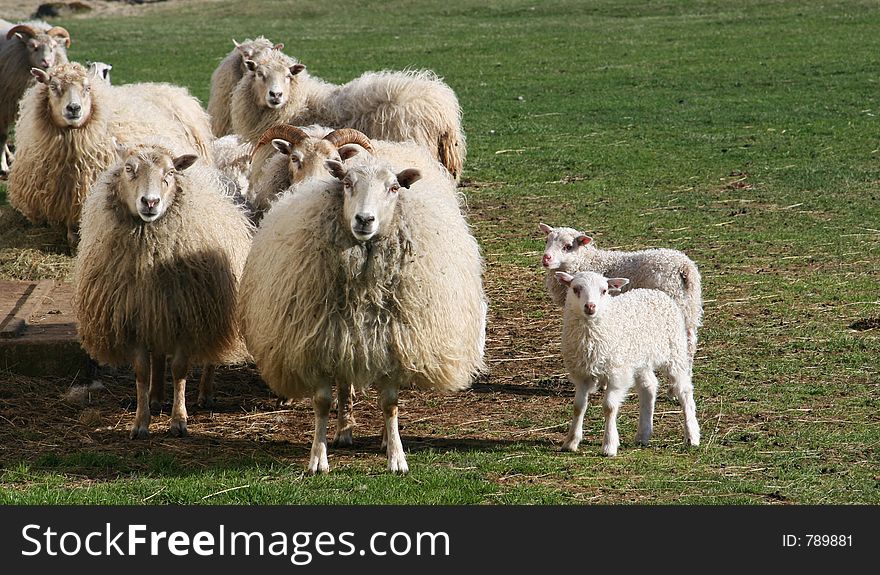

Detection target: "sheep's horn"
[46, 26, 71, 47]
[254, 124, 311, 154]
[6, 24, 40, 40]
[323, 128, 374, 153]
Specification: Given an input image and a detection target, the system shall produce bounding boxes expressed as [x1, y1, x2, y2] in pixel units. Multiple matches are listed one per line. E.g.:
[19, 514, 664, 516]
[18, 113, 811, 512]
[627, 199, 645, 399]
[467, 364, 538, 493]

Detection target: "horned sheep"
[208, 37, 283, 137]
[229, 49, 466, 180]
[0, 19, 70, 173]
[555, 271, 700, 456]
[540, 223, 703, 360]
[239, 155, 486, 474]
[6, 62, 214, 249]
[73, 140, 253, 439]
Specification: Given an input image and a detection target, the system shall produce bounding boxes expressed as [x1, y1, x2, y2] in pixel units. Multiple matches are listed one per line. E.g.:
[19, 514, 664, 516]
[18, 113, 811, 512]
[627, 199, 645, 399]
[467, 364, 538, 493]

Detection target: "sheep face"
[272, 137, 342, 185]
[31, 64, 93, 129]
[556, 271, 629, 318]
[325, 160, 421, 242]
[116, 146, 198, 223]
[242, 58, 305, 110]
[13, 31, 68, 70]
[540, 223, 592, 270]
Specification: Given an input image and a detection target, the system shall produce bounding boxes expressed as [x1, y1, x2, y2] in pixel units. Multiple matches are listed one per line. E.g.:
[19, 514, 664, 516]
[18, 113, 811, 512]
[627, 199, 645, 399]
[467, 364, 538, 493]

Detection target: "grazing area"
[0, 0, 878, 504]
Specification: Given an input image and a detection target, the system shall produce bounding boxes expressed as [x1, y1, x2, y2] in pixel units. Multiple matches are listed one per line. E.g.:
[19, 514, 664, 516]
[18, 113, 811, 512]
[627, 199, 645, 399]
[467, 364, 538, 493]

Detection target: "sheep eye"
[573, 287, 581, 296]
[389, 184, 400, 193]
[601, 289, 607, 295]
[564, 243, 573, 251]
[124, 165, 133, 173]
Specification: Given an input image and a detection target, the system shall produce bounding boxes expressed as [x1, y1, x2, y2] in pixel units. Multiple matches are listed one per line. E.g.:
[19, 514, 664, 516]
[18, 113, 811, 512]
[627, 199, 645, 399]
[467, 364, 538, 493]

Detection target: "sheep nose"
[268, 90, 282, 100]
[542, 254, 552, 267]
[141, 197, 160, 209]
[66, 103, 81, 114]
[355, 213, 375, 226]
[585, 303, 596, 315]
[41, 59, 50, 68]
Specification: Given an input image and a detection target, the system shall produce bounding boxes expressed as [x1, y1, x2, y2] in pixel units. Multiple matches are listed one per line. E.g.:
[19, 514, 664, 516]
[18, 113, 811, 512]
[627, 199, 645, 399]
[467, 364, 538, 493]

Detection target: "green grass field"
[0, 0, 877, 504]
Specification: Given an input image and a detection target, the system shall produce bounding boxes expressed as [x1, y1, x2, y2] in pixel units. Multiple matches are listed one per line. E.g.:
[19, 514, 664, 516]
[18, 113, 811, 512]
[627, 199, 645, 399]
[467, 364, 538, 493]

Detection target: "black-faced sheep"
[555, 271, 700, 456]
[73, 140, 253, 439]
[0, 19, 70, 173]
[239, 155, 486, 473]
[6, 62, 214, 249]
[229, 49, 466, 180]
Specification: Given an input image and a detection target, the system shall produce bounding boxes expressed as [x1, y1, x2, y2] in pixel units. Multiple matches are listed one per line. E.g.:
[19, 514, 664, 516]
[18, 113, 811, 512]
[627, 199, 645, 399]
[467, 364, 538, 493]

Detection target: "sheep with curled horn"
[0, 19, 70, 174]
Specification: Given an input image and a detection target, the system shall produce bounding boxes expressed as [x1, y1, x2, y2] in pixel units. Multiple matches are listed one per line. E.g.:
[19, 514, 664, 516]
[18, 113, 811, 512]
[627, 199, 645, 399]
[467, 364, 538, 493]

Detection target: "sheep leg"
[332, 380, 355, 447]
[378, 392, 388, 452]
[168, 351, 189, 437]
[0, 141, 11, 174]
[130, 349, 151, 439]
[669, 368, 700, 447]
[635, 371, 659, 446]
[197, 364, 216, 409]
[561, 374, 596, 452]
[66, 221, 80, 252]
[149, 354, 166, 415]
[601, 374, 628, 457]
[308, 383, 332, 474]
[379, 385, 408, 474]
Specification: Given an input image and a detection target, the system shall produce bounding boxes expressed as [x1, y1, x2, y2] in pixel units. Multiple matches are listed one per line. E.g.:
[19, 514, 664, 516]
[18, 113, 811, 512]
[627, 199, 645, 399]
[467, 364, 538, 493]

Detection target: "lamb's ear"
[290, 64, 305, 75]
[575, 234, 592, 247]
[273, 42, 285, 51]
[325, 159, 347, 181]
[539, 222, 553, 235]
[606, 277, 629, 291]
[396, 168, 421, 189]
[271, 138, 293, 156]
[30, 68, 49, 84]
[173, 154, 198, 172]
[555, 272, 574, 286]
[337, 144, 362, 161]
[243, 59, 257, 72]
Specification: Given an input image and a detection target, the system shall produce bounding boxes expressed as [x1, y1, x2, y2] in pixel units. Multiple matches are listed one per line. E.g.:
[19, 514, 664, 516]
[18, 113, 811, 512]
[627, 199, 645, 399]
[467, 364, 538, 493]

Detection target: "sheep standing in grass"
[230, 49, 466, 179]
[239, 156, 486, 473]
[7, 62, 214, 249]
[540, 223, 703, 359]
[73, 140, 252, 439]
[208, 37, 284, 137]
[0, 20, 70, 173]
[555, 271, 700, 456]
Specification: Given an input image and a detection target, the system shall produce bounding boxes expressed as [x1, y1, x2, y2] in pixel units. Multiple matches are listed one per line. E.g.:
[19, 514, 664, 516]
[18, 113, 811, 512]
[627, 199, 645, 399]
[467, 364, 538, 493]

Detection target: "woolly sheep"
[239, 155, 486, 473]
[555, 271, 700, 456]
[7, 62, 214, 249]
[229, 49, 466, 180]
[211, 133, 254, 207]
[540, 223, 703, 360]
[73, 140, 253, 439]
[208, 37, 284, 137]
[0, 20, 70, 173]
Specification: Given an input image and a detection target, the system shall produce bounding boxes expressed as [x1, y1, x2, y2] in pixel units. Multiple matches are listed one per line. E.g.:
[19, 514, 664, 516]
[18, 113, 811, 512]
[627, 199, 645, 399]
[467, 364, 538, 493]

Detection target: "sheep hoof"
[149, 400, 163, 416]
[197, 395, 215, 409]
[602, 444, 619, 457]
[169, 419, 188, 438]
[129, 426, 149, 440]
[561, 434, 581, 452]
[332, 429, 353, 448]
[387, 458, 409, 474]
[307, 460, 330, 475]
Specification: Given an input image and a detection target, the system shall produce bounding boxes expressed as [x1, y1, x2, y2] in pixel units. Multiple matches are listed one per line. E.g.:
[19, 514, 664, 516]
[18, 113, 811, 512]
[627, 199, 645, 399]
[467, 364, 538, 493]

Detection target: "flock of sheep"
[0, 20, 703, 473]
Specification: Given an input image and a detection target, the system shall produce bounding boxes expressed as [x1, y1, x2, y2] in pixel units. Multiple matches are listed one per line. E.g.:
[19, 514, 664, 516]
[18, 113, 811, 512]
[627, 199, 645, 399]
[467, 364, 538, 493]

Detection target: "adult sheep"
[73, 140, 252, 439]
[7, 62, 214, 249]
[239, 155, 486, 473]
[208, 37, 283, 137]
[230, 49, 466, 180]
[0, 19, 70, 173]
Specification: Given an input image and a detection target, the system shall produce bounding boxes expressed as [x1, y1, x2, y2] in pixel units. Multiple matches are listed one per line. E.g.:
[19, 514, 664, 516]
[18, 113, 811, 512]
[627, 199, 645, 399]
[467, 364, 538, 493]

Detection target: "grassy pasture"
[0, 0, 877, 504]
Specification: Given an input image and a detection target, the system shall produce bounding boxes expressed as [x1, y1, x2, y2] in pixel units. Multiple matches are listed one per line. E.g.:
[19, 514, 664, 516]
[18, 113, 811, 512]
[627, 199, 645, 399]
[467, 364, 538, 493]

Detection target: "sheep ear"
[31, 68, 49, 84]
[396, 168, 421, 189]
[555, 272, 574, 286]
[607, 277, 629, 291]
[576, 235, 592, 247]
[325, 159, 346, 181]
[271, 138, 293, 156]
[173, 154, 198, 172]
[243, 59, 257, 72]
[337, 144, 362, 161]
[290, 64, 305, 75]
[539, 222, 553, 235]
[273, 43, 285, 51]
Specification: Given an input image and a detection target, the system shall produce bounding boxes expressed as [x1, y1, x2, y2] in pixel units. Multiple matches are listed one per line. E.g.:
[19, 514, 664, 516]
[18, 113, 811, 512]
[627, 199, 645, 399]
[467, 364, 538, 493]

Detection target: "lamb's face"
[118, 147, 198, 223]
[556, 271, 629, 318]
[272, 138, 341, 185]
[32, 65, 93, 128]
[243, 58, 305, 109]
[326, 160, 421, 242]
[540, 223, 592, 270]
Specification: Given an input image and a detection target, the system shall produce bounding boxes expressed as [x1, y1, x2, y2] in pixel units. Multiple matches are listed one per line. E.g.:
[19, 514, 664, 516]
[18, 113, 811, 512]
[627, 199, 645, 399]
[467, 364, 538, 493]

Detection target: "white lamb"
[239, 155, 486, 474]
[540, 223, 703, 360]
[555, 271, 700, 456]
